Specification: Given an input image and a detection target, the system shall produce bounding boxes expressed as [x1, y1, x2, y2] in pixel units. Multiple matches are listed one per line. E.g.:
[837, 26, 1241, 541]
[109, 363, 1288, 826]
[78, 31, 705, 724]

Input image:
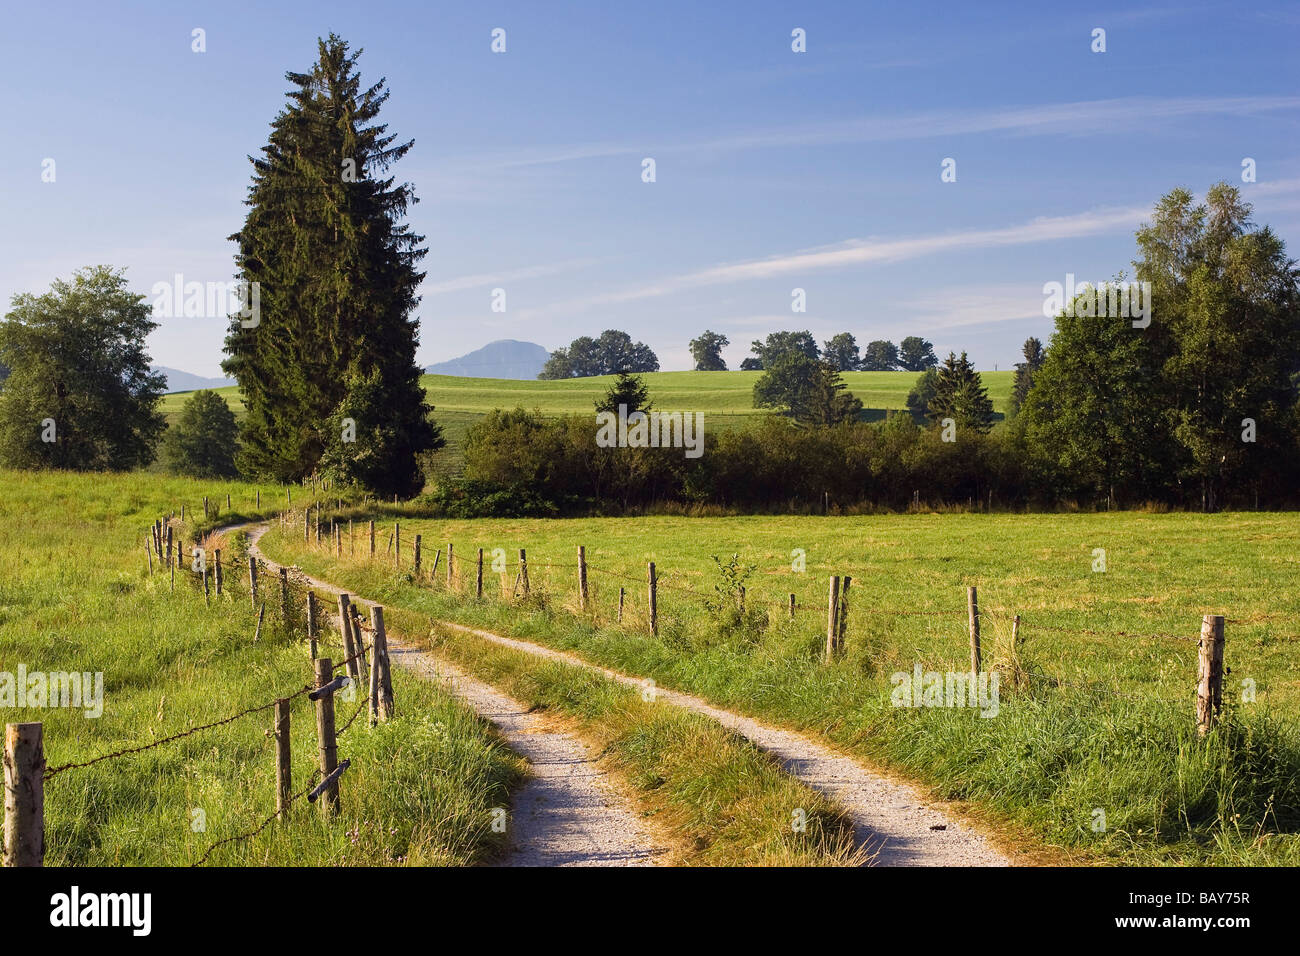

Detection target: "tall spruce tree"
[222, 35, 440, 497]
[1008, 336, 1045, 416]
[926, 351, 994, 432]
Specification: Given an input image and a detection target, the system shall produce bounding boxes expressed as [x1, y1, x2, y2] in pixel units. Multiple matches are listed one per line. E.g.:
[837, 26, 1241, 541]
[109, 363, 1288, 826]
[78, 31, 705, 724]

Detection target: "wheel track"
[246, 524, 1012, 866]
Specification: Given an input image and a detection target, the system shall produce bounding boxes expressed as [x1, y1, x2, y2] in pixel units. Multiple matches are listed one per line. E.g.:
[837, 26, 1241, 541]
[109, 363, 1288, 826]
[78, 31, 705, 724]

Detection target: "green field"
[0, 471, 524, 865]
[159, 369, 1017, 476]
[262, 507, 1300, 865]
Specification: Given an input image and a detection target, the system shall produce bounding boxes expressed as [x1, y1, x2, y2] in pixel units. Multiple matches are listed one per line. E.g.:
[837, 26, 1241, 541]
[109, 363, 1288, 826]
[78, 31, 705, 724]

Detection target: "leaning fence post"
[306, 592, 318, 658]
[578, 546, 589, 611]
[248, 555, 259, 609]
[476, 548, 484, 599]
[370, 606, 393, 722]
[350, 604, 367, 684]
[274, 700, 291, 819]
[825, 576, 841, 662]
[337, 594, 358, 679]
[968, 586, 981, 676]
[1197, 615, 1225, 736]
[312, 659, 340, 815]
[648, 562, 657, 636]
[519, 549, 529, 597]
[3, 722, 44, 867]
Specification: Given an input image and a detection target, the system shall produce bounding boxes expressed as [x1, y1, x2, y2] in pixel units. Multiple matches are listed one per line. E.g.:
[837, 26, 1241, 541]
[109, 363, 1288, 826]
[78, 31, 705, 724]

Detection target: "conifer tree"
[927, 351, 994, 432]
[222, 34, 440, 497]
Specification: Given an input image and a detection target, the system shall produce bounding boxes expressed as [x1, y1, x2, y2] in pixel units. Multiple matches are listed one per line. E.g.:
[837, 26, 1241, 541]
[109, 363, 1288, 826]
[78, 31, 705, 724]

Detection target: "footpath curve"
[247, 524, 1012, 867]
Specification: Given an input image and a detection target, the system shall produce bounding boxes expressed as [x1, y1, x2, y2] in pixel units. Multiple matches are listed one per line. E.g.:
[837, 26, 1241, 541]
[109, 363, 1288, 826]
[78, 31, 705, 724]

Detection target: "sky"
[1, 1, 1298, 377]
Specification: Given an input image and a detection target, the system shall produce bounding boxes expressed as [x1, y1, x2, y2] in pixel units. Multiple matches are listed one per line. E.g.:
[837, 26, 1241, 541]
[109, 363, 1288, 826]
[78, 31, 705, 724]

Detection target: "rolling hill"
[160, 368, 1015, 475]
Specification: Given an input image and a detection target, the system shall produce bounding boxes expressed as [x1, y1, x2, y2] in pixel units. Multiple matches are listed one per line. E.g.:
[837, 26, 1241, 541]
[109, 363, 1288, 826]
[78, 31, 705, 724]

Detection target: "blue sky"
[2, 1, 1298, 376]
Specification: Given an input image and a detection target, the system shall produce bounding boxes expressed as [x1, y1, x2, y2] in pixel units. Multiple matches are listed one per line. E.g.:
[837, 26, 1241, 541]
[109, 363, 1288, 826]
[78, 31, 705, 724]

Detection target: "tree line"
[446, 183, 1300, 513]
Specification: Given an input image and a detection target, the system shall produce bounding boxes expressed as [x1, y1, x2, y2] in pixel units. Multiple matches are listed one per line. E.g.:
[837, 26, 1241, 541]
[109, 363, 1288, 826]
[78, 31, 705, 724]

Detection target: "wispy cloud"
[422, 257, 602, 295]
[512, 203, 1154, 321]
[448, 95, 1300, 171]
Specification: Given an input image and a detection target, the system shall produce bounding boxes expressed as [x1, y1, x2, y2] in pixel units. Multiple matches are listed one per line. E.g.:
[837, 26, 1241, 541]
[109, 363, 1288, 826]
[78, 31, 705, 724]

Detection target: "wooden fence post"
[214, 549, 223, 595]
[447, 544, 455, 588]
[370, 606, 393, 722]
[369, 519, 375, 557]
[395, 522, 401, 567]
[825, 576, 841, 662]
[274, 699, 291, 819]
[306, 592, 318, 659]
[165, 526, 173, 570]
[304, 508, 310, 543]
[335, 524, 341, 557]
[837, 575, 851, 650]
[313, 659, 340, 814]
[430, 549, 440, 580]
[1197, 615, 1225, 736]
[337, 594, 359, 681]
[519, 549, 529, 597]
[968, 586, 981, 676]
[738, 585, 746, 615]
[414, 535, 422, 576]
[578, 546, 589, 611]
[204, 496, 209, 519]
[789, 593, 796, 619]
[350, 604, 366, 683]
[256, 489, 260, 509]
[3, 722, 44, 866]
[475, 548, 484, 599]
[618, 587, 625, 623]
[248, 555, 259, 609]
[226, 492, 231, 510]
[648, 562, 657, 636]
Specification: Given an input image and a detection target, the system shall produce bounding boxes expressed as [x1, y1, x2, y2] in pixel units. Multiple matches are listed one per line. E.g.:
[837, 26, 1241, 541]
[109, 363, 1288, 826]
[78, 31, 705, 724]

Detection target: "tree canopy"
[540, 330, 659, 379]
[0, 266, 165, 470]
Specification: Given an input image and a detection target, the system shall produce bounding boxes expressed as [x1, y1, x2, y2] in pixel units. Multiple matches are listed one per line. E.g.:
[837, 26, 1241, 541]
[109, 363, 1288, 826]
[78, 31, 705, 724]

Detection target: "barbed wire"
[191, 768, 321, 867]
[44, 683, 314, 781]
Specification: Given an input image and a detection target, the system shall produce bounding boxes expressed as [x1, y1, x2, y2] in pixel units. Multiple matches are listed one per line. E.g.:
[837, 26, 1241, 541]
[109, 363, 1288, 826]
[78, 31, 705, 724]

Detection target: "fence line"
[3, 508, 397, 867]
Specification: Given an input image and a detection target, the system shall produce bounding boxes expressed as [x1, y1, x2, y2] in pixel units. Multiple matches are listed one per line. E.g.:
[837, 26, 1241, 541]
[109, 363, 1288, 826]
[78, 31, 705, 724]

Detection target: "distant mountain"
[424, 339, 550, 380]
[153, 366, 236, 393]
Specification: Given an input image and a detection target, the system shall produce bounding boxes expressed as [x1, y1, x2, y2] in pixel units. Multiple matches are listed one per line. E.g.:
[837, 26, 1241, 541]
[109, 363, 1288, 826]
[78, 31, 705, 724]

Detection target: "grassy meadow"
[0, 470, 525, 865]
[262, 508, 1300, 865]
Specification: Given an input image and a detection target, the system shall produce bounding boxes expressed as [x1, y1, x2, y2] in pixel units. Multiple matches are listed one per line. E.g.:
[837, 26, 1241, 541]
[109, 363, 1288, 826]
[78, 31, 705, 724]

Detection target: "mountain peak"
[425, 340, 550, 379]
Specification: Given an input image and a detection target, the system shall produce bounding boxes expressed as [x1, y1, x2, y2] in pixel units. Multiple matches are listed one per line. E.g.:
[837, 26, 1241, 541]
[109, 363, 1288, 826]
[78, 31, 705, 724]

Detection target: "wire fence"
[286, 517, 1269, 722]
